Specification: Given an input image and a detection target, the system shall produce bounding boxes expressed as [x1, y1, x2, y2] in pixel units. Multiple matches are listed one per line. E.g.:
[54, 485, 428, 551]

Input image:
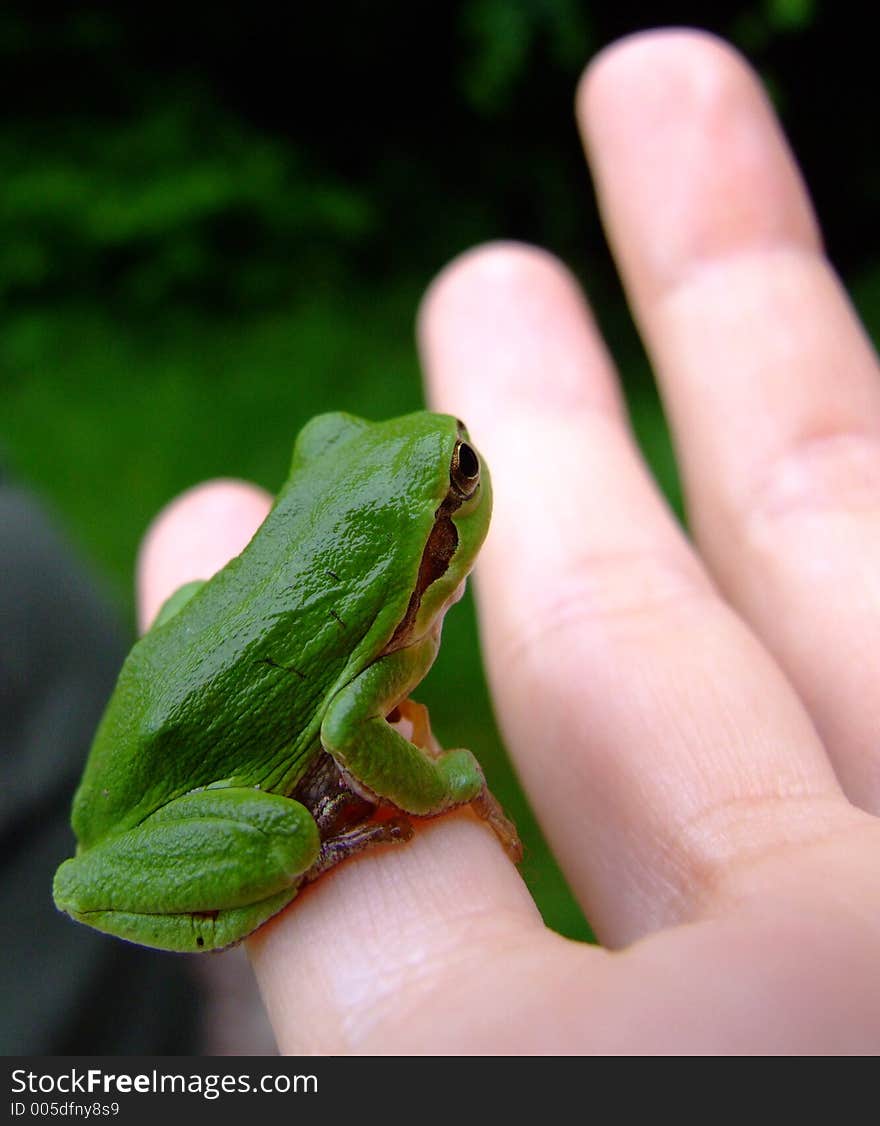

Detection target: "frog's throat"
[383, 491, 463, 653]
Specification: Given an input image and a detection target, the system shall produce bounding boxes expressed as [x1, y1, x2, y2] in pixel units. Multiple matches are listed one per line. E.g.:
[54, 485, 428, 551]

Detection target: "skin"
[140, 30, 880, 1051]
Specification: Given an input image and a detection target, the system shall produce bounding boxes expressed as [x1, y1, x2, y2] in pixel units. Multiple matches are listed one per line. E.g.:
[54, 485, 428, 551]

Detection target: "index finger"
[419, 236, 847, 947]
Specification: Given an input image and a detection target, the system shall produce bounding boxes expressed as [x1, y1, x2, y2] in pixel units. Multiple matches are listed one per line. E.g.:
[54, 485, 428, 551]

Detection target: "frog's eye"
[451, 440, 480, 498]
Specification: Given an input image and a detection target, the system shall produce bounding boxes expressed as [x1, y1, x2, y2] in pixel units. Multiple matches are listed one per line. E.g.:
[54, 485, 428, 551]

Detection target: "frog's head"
[385, 413, 492, 652]
[290, 409, 491, 653]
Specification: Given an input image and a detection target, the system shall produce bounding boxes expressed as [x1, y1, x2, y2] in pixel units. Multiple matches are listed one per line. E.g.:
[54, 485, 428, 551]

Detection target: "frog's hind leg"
[53, 788, 320, 952]
[85, 886, 304, 953]
[292, 748, 377, 838]
[305, 817, 413, 882]
[291, 749, 414, 879]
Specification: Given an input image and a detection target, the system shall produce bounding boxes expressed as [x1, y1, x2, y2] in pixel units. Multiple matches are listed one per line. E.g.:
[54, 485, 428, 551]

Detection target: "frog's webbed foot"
[292, 749, 414, 879]
[292, 748, 376, 836]
[304, 816, 413, 883]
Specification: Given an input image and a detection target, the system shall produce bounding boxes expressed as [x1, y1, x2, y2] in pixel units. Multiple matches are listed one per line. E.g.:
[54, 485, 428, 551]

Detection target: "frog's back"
[72, 412, 457, 847]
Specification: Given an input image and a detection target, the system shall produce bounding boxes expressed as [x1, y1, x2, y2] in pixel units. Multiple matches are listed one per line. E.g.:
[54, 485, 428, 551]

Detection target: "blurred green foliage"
[1, 1, 877, 944]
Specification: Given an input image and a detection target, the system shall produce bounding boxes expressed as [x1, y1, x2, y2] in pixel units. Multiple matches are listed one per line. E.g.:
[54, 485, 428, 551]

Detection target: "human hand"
[140, 29, 880, 1053]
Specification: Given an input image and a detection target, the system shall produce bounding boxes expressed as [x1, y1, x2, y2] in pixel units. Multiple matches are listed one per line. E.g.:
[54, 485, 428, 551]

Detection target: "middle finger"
[420, 243, 849, 947]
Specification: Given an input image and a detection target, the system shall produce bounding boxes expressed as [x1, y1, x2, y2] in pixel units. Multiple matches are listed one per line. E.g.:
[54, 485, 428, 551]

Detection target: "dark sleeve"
[0, 484, 203, 1054]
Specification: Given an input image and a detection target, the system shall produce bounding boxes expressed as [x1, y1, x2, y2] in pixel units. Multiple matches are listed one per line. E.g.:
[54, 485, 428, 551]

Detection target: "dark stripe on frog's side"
[383, 490, 462, 653]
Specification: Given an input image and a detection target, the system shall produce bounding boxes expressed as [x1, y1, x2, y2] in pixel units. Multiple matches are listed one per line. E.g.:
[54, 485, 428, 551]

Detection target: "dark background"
[1, 0, 877, 944]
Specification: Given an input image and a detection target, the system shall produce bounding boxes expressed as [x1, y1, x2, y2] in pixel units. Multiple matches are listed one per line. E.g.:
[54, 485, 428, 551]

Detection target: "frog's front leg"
[53, 788, 320, 952]
[393, 698, 523, 863]
[321, 636, 486, 816]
